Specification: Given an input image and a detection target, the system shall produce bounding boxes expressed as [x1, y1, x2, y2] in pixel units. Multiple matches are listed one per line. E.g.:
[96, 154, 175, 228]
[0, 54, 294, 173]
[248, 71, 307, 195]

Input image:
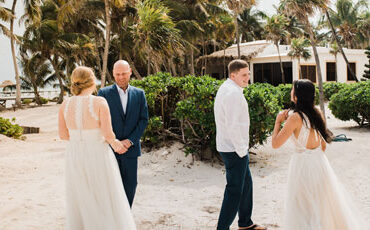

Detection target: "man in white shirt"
[214, 60, 266, 230]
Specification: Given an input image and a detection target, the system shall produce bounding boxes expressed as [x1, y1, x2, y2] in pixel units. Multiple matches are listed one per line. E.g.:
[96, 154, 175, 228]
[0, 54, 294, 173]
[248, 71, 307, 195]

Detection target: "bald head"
[113, 60, 132, 90]
[113, 60, 130, 72]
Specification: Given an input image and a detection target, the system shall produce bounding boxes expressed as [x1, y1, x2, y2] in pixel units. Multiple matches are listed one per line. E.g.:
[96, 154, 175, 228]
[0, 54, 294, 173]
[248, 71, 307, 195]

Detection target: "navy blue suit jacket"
[98, 84, 149, 159]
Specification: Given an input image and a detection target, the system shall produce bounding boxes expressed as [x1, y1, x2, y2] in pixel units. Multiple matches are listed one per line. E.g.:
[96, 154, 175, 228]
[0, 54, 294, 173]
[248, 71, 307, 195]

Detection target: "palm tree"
[288, 37, 311, 78]
[265, 14, 289, 83]
[239, 7, 266, 42]
[280, 0, 328, 118]
[110, 2, 144, 79]
[329, 41, 339, 81]
[100, 0, 126, 87]
[213, 13, 235, 77]
[132, 0, 183, 75]
[164, 0, 226, 75]
[19, 53, 51, 105]
[0, 0, 14, 38]
[323, 0, 368, 81]
[226, 0, 256, 59]
[22, 0, 93, 103]
[7, 0, 41, 108]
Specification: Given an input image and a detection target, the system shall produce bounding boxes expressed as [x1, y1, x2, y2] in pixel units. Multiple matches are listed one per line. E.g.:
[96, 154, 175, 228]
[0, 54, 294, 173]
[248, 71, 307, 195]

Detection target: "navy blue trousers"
[116, 157, 138, 208]
[217, 152, 254, 230]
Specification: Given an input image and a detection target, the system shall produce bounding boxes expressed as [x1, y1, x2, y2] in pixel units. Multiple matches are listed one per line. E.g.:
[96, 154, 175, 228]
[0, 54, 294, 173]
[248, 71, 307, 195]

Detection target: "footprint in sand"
[202, 206, 219, 214]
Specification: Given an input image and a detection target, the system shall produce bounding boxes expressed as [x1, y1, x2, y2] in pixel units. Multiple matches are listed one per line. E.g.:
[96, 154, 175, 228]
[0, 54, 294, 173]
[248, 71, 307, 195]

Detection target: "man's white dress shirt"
[214, 78, 250, 158]
[116, 84, 130, 114]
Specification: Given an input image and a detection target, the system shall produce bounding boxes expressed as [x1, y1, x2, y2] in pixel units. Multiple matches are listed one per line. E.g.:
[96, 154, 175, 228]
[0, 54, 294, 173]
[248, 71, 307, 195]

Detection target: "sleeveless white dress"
[63, 96, 136, 230]
[285, 116, 365, 230]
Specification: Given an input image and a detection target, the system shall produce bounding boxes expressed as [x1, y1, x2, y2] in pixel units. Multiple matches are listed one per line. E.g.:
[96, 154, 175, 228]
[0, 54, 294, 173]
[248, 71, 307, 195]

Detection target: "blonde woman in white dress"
[58, 66, 136, 230]
[271, 79, 365, 230]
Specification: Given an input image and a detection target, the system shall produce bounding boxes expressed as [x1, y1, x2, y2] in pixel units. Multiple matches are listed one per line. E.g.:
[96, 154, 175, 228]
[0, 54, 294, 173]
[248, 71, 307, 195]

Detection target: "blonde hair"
[70, 66, 96, 95]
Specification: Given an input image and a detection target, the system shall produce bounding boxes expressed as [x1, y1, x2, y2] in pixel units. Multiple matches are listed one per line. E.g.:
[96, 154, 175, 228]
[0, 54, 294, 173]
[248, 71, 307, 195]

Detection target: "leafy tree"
[280, 0, 329, 118]
[265, 14, 289, 83]
[288, 37, 311, 78]
[363, 47, 370, 81]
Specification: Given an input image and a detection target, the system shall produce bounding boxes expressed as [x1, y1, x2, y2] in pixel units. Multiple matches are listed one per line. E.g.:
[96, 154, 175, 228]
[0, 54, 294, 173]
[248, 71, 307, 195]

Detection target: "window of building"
[347, 63, 356, 81]
[300, 65, 316, 83]
[326, 62, 336, 81]
[253, 62, 292, 86]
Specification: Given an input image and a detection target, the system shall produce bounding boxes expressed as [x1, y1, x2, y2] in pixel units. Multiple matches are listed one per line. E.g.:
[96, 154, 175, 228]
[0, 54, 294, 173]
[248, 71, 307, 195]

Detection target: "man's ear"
[229, 72, 234, 79]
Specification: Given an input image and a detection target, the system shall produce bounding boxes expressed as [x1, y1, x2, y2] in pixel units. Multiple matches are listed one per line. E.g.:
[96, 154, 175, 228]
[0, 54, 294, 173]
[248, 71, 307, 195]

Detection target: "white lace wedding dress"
[59, 95, 136, 230]
[285, 115, 365, 230]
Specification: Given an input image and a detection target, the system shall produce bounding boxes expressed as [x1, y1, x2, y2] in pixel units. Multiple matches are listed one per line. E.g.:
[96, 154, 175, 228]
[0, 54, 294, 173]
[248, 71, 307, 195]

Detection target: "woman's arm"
[98, 97, 126, 154]
[58, 101, 70, 140]
[272, 111, 300, 149]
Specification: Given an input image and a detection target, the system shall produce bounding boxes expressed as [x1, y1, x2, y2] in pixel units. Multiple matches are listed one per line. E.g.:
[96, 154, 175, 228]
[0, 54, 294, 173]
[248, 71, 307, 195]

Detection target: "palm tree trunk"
[169, 58, 177, 76]
[154, 61, 160, 73]
[307, 21, 326, 119]
[10, 0, 21, 108]
[234, 13, 240, 59]
[223, 47, 226, 78]
[147, 56, 151, 76]
[32, 82, 42, 105]
[190, 46, 195, 75]
[50, 56, 64, 104]
[335, 54, 338, 81]
[101, 0, 111, 88]
[203, 39, 208, 75]
[125, 54, 142, 79]
[298, 58, 302, 79]
[276, 43, 286, 83]
[325, 10, 358, 82]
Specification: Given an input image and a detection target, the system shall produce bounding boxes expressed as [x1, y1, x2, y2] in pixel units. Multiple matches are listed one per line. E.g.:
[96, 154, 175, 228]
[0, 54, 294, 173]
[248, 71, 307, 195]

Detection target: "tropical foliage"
[132, 73, 282, 159]
[329, 81, 370, 126]
[0, 117, 23, 139]
[0, 0, 368, 114]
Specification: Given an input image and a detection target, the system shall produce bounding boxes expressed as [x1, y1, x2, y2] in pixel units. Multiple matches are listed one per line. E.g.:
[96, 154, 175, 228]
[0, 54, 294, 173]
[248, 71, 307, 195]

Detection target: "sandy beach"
[0, 103, 369, 229]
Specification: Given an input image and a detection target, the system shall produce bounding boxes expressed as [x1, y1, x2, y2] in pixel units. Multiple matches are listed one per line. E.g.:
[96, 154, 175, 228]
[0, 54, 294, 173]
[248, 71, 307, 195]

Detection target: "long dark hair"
[292, 79, 333, 143]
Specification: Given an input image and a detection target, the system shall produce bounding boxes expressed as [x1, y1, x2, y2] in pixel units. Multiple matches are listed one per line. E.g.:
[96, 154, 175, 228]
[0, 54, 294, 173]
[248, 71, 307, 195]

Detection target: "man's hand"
[121, 139, 132, 149]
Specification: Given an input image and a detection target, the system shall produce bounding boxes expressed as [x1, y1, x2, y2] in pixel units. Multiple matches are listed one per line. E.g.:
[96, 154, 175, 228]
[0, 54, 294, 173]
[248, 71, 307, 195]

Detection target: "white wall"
[250, 46, 367, 83]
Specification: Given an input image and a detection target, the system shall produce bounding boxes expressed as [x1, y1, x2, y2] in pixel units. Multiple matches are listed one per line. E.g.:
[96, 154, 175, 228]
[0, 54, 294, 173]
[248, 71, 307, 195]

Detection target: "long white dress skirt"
[285, 149, 365, 230]
[65, 130, 136, 230]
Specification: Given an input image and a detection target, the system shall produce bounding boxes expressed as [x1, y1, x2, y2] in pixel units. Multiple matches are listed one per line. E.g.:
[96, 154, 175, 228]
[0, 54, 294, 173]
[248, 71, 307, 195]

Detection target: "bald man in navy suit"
[98, 60, 148, 207]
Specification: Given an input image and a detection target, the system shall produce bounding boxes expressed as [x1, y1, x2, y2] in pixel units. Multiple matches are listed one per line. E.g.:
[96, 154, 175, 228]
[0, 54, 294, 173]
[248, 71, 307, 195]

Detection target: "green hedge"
[276, 83, 319, 109]
[323, 82, 348, 101]
[133, 74, 369, 158]
[132, 73, 281, 158]
[0, 117, 23, 139]
[329, 81, 370, 126]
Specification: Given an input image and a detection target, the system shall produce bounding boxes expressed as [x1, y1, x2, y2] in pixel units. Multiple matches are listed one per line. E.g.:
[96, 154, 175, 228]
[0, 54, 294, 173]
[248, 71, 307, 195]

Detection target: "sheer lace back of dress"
[292, 114, 321, 152]
[64, 95, 100, 131]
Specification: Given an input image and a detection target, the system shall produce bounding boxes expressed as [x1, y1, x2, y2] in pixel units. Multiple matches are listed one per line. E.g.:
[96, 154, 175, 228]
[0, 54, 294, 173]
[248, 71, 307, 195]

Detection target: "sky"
[0, 0, 289, 83]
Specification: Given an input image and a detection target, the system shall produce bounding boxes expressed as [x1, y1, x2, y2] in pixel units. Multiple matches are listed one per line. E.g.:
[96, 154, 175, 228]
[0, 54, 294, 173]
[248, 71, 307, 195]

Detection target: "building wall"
[251, 48, 367, 83]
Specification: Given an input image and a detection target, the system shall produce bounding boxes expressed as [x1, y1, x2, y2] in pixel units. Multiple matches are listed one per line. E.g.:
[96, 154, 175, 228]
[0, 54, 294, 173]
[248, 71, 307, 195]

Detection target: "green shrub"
[323, 82, 348, 101]
[142, 116, 164, 144]
[245, 83, 281, 147]
[276, 84, 293, 109]
[173, 76, 222, 156]
[40, 97, 48, 105]
[276, 83, 319, 109]
[133, 73, 282, 158]
[0, 117, 23, 139]
[22, 99, 32, 105]
[329, 81, 370, 125]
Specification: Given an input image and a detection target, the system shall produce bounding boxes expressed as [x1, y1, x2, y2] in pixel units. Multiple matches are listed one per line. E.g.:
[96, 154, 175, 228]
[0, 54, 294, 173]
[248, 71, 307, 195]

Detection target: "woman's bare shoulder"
[287, 111, 303, 124]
